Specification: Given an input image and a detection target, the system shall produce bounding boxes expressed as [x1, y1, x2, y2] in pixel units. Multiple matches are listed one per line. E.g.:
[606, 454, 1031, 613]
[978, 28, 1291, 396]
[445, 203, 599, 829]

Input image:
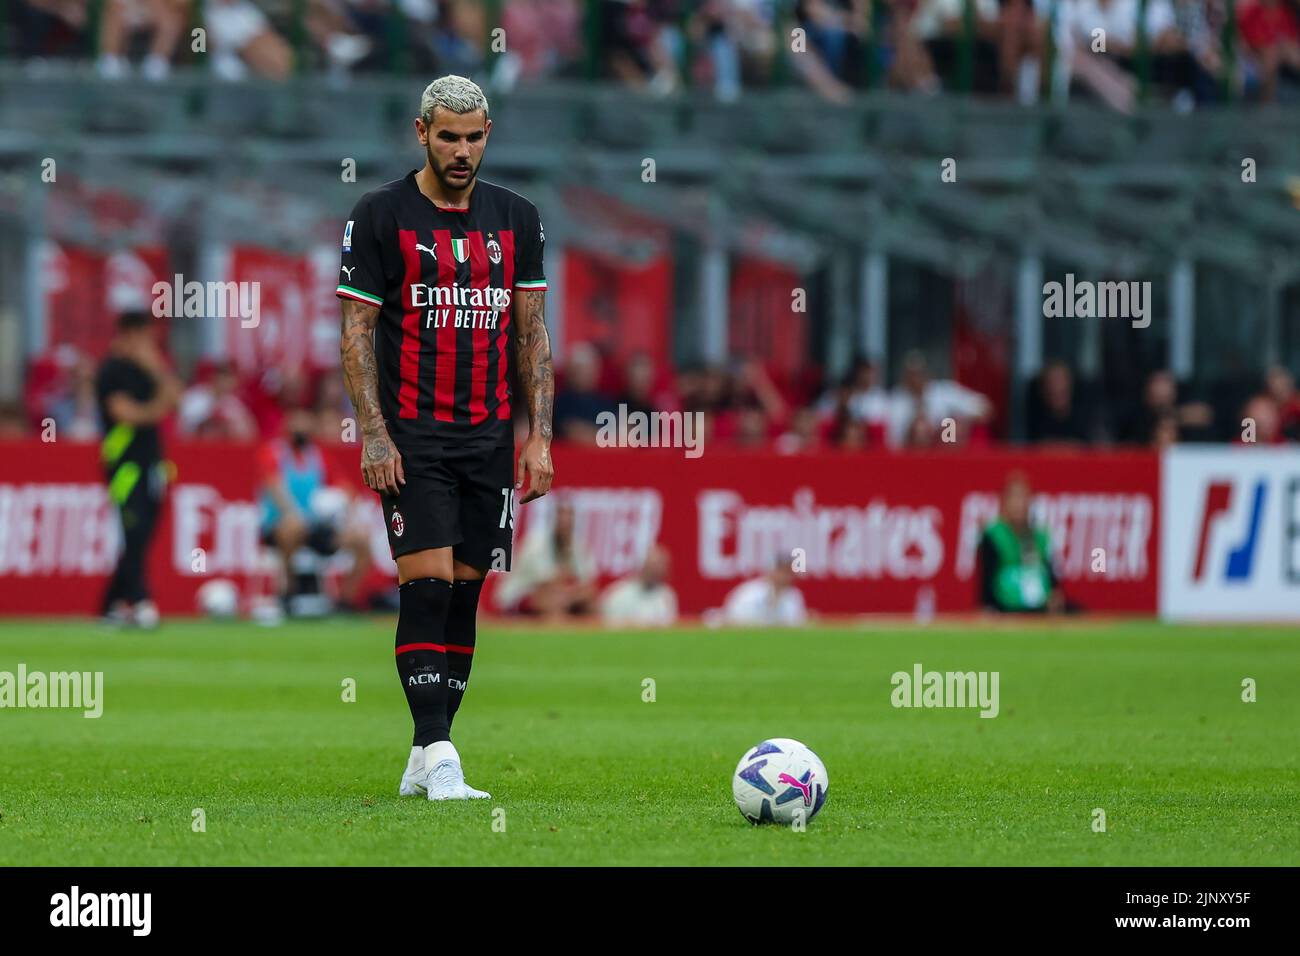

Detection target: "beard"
[428, 144, 480, 193]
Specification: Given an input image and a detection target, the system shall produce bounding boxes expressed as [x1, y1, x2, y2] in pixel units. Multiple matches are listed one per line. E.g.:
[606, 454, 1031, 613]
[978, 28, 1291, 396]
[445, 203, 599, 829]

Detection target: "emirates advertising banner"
[0, 443, 1159, 617]
[509, 449, 1158, 615]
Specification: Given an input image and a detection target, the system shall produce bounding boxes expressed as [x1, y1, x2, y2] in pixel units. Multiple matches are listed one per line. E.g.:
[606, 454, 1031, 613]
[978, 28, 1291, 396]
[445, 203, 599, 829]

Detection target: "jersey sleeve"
[513, 201, 547, 292]
[335, 194, 385, 308]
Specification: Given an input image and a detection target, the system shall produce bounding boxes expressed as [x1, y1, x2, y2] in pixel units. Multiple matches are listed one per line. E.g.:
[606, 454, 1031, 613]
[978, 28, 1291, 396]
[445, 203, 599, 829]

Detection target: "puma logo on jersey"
[340, 266, 355, 279]
[415, 243, 437, 259]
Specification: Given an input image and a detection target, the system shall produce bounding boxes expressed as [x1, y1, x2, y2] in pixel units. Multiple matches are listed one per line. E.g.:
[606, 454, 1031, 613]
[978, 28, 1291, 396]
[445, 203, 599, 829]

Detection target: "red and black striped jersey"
[336, 172, 546, 455]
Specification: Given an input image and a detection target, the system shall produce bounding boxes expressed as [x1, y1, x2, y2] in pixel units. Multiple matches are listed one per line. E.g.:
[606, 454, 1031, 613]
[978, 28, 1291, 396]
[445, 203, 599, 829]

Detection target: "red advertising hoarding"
[510, 447, 1157, 615]
[0, 442, 1157, 617]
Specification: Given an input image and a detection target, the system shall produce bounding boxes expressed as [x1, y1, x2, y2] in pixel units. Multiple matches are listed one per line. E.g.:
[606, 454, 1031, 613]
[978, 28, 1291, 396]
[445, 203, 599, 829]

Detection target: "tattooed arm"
[513, 289, 554, 503]
[340, 297, 404, 495]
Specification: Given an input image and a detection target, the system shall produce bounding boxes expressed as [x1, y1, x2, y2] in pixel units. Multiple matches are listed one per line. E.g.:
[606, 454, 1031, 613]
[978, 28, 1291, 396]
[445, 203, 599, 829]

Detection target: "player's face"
[419, 108, 491, 193]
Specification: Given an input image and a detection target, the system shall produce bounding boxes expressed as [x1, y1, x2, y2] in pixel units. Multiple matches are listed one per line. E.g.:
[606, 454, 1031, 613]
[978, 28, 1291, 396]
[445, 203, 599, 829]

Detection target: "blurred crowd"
[1024, 361, 1300, 447]
[10, 0, 1299, 103]
[16, 0, 505, 81]
[2, 339, 1297, 449]
[546, 343, 1300, 451]
[2, 345, 357, 444]
[609, 0, 1300, 106]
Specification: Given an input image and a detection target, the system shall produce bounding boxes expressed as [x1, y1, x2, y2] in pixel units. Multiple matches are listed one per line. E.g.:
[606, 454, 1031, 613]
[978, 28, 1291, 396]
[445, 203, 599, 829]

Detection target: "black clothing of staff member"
[95, 311, 181, 626]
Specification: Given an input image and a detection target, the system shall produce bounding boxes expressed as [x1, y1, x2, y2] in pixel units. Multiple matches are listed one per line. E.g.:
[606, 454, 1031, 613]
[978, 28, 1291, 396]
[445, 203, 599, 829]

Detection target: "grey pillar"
[860, 248, 888, 365]
[1169, 257, 1195, 378]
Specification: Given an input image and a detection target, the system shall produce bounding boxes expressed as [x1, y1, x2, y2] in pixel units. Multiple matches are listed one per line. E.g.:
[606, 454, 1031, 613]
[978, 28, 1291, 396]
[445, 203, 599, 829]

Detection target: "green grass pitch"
[1, 617, 1297, 866]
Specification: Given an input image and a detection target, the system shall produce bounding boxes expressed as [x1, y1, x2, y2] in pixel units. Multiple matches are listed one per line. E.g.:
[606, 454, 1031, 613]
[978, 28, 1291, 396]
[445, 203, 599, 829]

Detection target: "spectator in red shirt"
[1239, 394, 1284, 444]
[1265, 364, 1300, 440]
[177, 361, 258, 440]
[776, 406, 824, 454]
[733, 403, 771, 448]
[1238, 0, 1300, 100]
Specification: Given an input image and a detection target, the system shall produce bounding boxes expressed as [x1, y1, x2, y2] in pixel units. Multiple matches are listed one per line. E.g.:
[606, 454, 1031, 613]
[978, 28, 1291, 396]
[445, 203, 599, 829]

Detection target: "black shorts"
[380, 442, 516, 571]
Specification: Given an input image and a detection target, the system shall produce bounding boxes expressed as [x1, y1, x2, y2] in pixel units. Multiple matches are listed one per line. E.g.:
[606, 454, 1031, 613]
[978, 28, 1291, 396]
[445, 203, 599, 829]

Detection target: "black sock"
[396, 577, 454, 748]
[445, 578, 484, 730]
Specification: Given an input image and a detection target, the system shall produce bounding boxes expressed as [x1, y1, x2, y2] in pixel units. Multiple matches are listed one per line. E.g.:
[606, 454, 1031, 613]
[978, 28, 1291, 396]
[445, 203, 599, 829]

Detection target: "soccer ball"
[196, 579, 240, 619]
[732, 738, 828, 825]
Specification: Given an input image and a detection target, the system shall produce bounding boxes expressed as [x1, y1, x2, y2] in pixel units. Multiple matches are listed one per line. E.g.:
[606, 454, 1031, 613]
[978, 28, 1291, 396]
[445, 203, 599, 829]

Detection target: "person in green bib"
[978, 472, 1065, 614]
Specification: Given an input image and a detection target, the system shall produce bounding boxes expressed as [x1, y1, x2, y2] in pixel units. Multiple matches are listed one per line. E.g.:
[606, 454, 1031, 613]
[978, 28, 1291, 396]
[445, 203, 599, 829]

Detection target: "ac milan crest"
[390, 509, 405, 537]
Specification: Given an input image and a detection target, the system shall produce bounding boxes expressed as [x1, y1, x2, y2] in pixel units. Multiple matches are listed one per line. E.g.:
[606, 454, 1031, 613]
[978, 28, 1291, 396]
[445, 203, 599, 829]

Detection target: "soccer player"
[337, 75, 554, 801]
[95, 311, 181, 628]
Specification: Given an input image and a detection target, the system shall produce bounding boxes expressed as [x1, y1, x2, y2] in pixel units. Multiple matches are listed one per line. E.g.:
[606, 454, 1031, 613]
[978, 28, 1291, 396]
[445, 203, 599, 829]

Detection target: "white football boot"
[420, 742, 491, 800]
[398, 746, 426, 797]
[458, 769, 491, 801]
